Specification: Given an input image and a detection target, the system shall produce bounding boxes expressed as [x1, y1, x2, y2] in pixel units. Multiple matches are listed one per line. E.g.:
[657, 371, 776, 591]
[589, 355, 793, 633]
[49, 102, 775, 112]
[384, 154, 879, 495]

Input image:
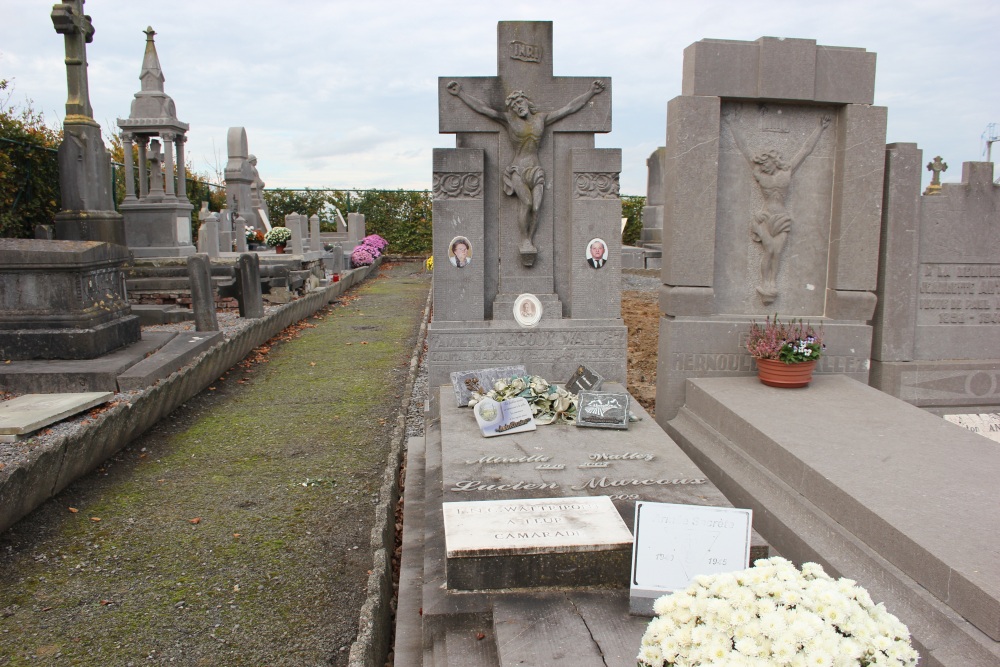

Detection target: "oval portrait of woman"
[449, 236, 472, 268]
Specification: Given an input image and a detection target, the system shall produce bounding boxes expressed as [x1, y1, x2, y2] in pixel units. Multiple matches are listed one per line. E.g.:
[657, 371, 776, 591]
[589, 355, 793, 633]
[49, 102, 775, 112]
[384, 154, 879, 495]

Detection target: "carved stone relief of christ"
[446, 80, 605, 267]
[724, 107, 830, 305]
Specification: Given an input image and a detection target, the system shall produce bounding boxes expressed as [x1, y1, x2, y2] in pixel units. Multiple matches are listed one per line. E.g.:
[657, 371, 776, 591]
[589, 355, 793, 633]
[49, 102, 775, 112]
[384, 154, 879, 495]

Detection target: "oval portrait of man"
[586, 238, 608, 269]
[449, 236, 472, 268]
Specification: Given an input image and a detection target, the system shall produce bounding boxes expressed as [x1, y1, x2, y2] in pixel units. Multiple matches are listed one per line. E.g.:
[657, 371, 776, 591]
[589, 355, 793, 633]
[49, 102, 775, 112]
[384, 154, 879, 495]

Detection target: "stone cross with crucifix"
[51, 0, 95, 122]
[438, 21, 611, 297]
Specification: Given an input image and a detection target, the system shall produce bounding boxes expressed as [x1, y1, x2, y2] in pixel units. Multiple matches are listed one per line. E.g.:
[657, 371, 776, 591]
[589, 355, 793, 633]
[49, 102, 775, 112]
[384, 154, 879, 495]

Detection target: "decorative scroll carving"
[574, 172, 620, 199]
[433, 172, 483, 199]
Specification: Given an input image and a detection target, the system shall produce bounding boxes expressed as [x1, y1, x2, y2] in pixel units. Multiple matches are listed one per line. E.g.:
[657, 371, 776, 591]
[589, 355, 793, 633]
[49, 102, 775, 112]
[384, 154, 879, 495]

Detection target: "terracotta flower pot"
[274, 243, 286, 254]
[755, 358, 816, 388]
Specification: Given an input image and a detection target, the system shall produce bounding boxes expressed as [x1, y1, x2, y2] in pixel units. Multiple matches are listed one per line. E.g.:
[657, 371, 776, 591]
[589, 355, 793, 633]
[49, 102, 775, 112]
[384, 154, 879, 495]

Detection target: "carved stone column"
[174, 134, 187, 201]
[121, 132, 137, 201]
[137, 136, 149, 199]
[162, 132, 176, 199]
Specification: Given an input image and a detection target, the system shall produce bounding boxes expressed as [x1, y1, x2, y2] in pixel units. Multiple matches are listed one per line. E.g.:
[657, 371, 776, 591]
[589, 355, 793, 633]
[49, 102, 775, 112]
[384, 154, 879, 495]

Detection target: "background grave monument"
[50, 0, 125, 245]
[224, 128, 266, 235]
[654, 37, 885, 422]
[117, 27, 194, 258]
[871, 150, 1000, 413]
[427, 21, 627, 388]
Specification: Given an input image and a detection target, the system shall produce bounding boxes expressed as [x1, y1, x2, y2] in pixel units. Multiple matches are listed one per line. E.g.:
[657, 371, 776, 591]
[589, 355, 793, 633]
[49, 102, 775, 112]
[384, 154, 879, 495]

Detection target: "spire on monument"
[139, 26, 165, 92]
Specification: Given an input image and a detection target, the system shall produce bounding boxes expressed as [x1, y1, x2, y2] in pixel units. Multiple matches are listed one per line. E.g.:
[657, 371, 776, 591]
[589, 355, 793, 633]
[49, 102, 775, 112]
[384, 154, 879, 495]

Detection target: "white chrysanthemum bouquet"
[638, 557, 918, 667]
[467, 375, 577, 424]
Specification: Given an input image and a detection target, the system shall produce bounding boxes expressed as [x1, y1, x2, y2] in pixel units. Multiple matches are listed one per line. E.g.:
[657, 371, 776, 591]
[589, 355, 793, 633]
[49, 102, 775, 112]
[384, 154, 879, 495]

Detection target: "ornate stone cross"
[439, 22, 611, 280]
[924, 155, 948, 195]
[51, 0, 95, 122]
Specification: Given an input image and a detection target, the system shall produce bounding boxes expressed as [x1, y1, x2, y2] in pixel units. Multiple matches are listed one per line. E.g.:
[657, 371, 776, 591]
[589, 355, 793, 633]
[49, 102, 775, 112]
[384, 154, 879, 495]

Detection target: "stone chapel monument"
[117, 27, 195, 257]
[427, 21, 627, 388]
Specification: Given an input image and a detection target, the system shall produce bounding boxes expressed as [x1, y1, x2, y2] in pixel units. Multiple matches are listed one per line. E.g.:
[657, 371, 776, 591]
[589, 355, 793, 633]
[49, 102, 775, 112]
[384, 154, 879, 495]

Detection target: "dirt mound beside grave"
[623, 290, 659, 417]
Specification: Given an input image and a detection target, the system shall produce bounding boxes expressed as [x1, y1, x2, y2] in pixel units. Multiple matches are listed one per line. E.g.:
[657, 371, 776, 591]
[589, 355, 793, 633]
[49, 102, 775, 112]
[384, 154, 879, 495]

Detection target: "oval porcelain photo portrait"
[448, 236, 472, 268]
[586, 238, 608, 269]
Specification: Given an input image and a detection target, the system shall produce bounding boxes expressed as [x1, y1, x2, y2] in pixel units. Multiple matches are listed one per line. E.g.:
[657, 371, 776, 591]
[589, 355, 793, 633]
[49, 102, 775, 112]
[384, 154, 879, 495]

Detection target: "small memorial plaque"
[565, 364, 604, 394]
[450, 365, 526, 407]
[943, 413, 1000, 443]
[444, 495, 632, 556]
[576, 391, 630, 429]
[629, 502, 752, 616]
[443, 496, 634, 589]
[474, 397, 536, 438]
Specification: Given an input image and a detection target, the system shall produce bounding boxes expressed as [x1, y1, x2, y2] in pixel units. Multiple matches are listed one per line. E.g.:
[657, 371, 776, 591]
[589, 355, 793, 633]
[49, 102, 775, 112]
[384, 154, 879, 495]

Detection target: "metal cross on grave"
[439, 21, 611, 297]
[51, 0, 96, 121]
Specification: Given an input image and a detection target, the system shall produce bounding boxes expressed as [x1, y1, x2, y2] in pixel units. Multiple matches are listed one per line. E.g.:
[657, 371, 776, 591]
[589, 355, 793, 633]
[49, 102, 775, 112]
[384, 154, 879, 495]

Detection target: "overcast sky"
[2, 0, 997, 194]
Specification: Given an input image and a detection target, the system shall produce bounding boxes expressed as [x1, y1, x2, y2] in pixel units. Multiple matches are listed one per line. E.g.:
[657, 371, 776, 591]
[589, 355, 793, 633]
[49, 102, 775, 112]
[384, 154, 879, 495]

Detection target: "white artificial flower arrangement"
[467, 375, 577, 424]
[638, 557, 919, 667]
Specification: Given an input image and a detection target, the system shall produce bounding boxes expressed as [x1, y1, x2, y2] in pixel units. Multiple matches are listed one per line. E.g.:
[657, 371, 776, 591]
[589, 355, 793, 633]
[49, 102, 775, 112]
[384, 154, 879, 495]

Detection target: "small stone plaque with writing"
[450, 365, 526, 407]
[474, 396, 536, 438]
[565, 364, 604, 394]
[629, 501, 752, 616]
[443, 495, 633, 557]
[576, 390, 630, 429]
[943, 413, 1000, 443]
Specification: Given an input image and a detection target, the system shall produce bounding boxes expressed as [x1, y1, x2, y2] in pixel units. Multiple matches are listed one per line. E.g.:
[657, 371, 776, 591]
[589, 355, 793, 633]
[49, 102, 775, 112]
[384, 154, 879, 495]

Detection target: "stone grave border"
[0, 259, 388, 534]
[348, 285, 431, 667]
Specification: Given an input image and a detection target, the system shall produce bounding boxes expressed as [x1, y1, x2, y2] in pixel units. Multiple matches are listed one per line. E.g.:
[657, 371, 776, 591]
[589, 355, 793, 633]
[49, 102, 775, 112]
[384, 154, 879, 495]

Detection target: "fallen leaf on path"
[189, 517, 201, 524]
[68, 507, 79, 513]
[309, 362, 316, 367]
[90, 517, 101, 522]
[233, 533, 241, 538]
[100, 600, 113, 606]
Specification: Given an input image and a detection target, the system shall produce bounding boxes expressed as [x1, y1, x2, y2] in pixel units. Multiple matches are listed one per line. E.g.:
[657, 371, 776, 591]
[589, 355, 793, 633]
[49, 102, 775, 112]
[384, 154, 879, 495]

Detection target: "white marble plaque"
[443, 495, 633, 557]
[0, 392, 114, 441]
[473, 396, 536, 438]
[630, 502, 752, 612]
[943, 413, 1000, 443]
[176, 216, 191, 244]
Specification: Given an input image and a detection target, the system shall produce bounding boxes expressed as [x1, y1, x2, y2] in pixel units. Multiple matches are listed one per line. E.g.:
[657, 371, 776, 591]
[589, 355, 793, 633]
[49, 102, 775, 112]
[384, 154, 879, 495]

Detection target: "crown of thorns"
[505, 91, 537, 112]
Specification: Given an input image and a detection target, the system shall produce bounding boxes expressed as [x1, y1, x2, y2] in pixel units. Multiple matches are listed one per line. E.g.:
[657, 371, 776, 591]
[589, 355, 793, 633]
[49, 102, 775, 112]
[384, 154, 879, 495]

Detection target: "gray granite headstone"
[187, 253, 218, 331]
[196, 216, 220, 257]
[427, 21, 627, 388]
[236, 253, 264, 319]
[286, 213, 305, 255]
[654, 37, 885, 423]
[309, 214, 321, 252]
[871, 154, 1000, 412]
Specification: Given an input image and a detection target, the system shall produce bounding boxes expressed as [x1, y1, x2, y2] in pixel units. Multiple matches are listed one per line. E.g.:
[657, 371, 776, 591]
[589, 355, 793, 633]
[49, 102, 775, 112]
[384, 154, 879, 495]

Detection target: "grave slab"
[0, 332, 175, 393]
[0, 392, 113, 441]
[443, 495, 632, 590]
[668, 374, 1000, 658]
[117, 331, 224, 391]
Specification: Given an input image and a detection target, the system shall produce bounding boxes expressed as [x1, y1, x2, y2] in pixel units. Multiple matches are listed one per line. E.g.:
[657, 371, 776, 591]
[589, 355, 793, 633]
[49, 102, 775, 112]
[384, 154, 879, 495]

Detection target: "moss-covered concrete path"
[0, 261, 430, 666]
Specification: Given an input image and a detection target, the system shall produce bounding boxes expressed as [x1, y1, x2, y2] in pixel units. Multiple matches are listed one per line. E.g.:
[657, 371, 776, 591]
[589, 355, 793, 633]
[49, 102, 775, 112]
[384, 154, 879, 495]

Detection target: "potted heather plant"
[264, 226, 292, 253]
[745, 315, 824, 388]
[637, 557, 919, 667]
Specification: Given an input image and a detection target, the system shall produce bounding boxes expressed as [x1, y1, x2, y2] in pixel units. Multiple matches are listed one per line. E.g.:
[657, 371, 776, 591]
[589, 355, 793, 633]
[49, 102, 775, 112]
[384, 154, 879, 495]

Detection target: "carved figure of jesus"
[726, 109, 830, 304]
[147, 139, 165, 195]
[446, 80, 606, 266]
